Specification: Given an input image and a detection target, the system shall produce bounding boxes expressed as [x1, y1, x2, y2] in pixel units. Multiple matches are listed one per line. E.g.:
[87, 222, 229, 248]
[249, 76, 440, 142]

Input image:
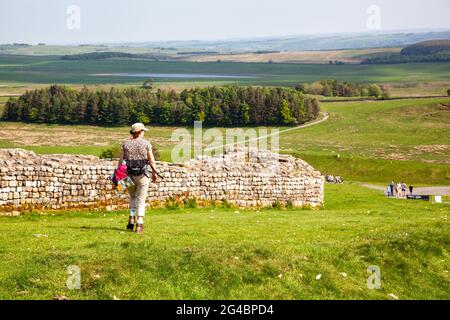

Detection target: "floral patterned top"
[122, 138, 152, 161]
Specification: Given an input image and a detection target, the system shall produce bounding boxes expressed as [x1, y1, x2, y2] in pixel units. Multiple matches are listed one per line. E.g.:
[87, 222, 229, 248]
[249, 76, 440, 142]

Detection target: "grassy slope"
[280, 97, 450, 185]
[0, 183, 448, 300]
[0, 55, 449, 86]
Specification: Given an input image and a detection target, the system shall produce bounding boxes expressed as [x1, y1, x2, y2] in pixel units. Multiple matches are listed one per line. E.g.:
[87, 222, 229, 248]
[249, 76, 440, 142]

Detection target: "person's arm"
[147, 148, 156, 171]
[147, 148, 159, 182]
[118, 146, 124, 169]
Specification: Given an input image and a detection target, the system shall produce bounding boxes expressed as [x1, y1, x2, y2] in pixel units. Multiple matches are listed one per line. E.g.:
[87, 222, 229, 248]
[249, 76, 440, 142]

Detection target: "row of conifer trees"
[2, 85, 320, 126]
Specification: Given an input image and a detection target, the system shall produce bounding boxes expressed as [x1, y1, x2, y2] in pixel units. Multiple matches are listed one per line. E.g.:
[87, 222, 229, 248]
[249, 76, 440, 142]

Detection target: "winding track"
[203, 112, 330, 153]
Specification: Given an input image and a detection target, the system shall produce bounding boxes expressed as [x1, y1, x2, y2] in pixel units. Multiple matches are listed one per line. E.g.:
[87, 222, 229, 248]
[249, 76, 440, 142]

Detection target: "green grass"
[295, 153, 450, 186]
[279, 97, 450, 185]
[0, 96, 8, 116]
[0, 183, 448, 300]
[0, 54, 449, 86]
[282, 98, 450, 161]
[19, 146, 108, 157]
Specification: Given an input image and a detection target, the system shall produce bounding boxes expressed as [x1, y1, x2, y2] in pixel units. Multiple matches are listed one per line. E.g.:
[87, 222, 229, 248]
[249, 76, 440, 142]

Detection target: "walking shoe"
[135, 223, 144, 234]
[126, 216, 135, 231]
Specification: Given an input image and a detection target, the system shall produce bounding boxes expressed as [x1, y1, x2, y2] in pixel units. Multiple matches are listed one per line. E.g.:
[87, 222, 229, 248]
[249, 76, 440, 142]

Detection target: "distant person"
[390, 181, 395, 197]
[118, 123, 158, 234]
[386, 186, 392, 197]
[396, 182, 402, 198]
[401, 182, 406, 197]
[409, 185, 414, 195]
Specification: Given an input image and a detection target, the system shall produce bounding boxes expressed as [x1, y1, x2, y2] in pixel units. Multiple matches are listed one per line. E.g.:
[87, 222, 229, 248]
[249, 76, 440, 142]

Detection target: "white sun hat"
[130, 123, 149, 133]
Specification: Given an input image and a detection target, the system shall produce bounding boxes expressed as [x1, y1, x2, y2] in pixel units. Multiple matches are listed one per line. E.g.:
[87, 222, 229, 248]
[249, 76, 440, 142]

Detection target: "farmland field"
[0, 55, 449, 88]
[0, 45, 179, 56]
[178, 48, 402, 64]
[6, 44, 392, 64]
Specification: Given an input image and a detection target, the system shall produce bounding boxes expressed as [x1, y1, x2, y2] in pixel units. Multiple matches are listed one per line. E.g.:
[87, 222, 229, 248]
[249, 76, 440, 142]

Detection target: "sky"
[1, 0, 450, 44]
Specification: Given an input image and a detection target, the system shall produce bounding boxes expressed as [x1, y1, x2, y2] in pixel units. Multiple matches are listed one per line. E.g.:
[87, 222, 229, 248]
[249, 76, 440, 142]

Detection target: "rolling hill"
[362, 39, 450, 64]
[401, 39, 450, 55]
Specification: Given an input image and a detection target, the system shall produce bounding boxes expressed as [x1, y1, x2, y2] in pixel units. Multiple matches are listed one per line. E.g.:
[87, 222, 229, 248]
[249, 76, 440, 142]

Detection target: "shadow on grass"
[48, 225, 128, 232]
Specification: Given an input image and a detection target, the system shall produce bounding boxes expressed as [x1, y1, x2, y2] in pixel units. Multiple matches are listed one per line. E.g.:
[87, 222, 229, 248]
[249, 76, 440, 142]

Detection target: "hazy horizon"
[59, 27, 450, 46]
[1, 0, 450, 45]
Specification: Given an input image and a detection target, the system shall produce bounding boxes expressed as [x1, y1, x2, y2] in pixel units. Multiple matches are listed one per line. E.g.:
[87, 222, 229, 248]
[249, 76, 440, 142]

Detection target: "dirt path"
[278, 112, 330, 134]
[205, 112, 330, 152]
[361, 183, 450, 196]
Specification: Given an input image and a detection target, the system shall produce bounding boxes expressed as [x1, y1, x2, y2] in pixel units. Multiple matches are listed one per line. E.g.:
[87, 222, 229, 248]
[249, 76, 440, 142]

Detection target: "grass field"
[283, 98, 450, 163]
[282, 97, 450, 185]
[382, 82, 450, 97]
[0, 45, 410, 64]
[0, 183, 448, 300]
[1, 97, 449, 185]
[0, 55, 449, 87]
[178, 48, 402, 64]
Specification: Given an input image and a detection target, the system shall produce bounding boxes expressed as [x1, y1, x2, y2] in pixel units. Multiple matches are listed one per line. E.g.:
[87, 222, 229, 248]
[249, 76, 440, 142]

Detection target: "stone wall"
[0, 148, 324, 213]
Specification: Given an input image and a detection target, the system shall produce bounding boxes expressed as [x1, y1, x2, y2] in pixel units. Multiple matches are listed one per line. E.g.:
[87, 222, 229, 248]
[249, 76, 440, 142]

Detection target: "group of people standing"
[387, 181, 413, 198]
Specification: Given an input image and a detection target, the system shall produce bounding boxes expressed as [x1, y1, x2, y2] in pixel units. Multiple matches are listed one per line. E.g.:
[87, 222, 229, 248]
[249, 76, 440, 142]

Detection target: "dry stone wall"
[0, 148, 324, 213]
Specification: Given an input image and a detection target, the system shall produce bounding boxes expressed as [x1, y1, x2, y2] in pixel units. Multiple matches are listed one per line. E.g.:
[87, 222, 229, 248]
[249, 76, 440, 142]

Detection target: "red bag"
[113, 163, 128, 183]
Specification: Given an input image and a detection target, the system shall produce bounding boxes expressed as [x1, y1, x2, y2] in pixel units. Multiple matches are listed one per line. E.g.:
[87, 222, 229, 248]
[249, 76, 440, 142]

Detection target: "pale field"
[383, 81, 450, 97]
[0, 122, 174, 148]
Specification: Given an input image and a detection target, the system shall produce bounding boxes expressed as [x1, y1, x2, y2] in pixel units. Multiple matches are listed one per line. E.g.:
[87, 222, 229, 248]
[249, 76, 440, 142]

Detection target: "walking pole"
[148, 162, 164, 179]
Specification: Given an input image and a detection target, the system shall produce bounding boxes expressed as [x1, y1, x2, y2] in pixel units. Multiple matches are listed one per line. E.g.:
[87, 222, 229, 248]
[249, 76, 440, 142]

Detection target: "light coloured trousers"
[128, 174, 150, 217]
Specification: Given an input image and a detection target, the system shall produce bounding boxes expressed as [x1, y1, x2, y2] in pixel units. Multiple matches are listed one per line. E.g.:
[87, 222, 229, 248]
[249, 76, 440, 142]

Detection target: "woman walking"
[118, 123, 158, 234]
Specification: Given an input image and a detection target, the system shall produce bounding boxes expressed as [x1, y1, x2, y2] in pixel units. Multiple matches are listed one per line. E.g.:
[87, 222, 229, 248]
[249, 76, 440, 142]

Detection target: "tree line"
[362, 40, 450, 64]
[60, 52, 136, 60]
[295, 80, 389, 98]
[2, 85, 320, 127]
